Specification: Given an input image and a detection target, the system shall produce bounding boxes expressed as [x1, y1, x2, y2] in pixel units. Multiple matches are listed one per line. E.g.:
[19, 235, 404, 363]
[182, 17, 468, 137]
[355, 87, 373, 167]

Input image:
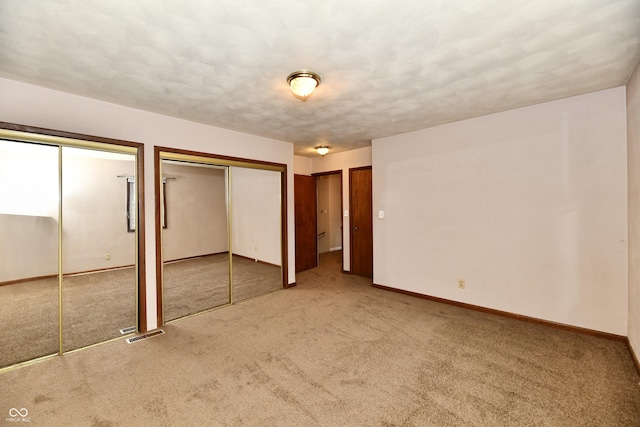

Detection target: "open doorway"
[316, 171, 343, 271]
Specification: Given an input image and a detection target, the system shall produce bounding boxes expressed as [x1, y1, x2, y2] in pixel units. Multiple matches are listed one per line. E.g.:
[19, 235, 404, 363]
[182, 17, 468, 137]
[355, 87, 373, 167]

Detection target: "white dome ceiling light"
[315, 146, 330, 156]
[287, 71, 321, 101]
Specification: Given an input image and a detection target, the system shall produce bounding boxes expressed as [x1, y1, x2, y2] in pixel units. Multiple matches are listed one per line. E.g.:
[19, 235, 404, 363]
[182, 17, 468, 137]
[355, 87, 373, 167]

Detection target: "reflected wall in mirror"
[161, 160, 230, 321]
[61, 147, 137, 352]
[230, 167, 282, 302]
[0, 140, 59, 369]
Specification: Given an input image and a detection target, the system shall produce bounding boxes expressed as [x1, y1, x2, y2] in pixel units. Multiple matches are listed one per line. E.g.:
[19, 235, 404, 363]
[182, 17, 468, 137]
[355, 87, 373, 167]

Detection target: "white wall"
[294, 155, 312, 176]
[0, 141, 58, 281]
[161, 162, 228, 261]
[327, 174, 342, 251]
[0, 215, 57, 282]
[231, 167, 282, 266]
[0, 140, 58, 217]
[61, 152, 136, 273]
[0, 144, 136, 281]
[628, 60, 640, 355]
[373, 88, 628, 335]
[0, 77, 295, 331]
[311, 147, 372, 270]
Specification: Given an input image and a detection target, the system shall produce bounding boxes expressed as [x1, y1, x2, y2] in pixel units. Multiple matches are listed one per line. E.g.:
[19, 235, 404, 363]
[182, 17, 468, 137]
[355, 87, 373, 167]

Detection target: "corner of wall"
[626, 58, 640, 361]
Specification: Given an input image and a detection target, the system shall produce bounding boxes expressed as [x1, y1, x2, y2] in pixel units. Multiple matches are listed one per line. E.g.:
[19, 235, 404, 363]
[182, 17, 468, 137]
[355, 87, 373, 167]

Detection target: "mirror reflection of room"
[161, 160, 230, 322]
[230, 166, 282, 302]
[0, 140, 138, 369]
[0, 140, 59, 369]
[61, 147, 137, 352]
[160, 157, 284, 323]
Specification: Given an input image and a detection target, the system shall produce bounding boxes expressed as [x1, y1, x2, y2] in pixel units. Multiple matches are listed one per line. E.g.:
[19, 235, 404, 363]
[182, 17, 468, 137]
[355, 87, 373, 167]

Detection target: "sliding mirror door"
[157, 148, 287, 325]
[161, 160, 230, 321]
[0, 140, 59, 369]
[230, 167, 283, 302]
[0, 124, 143, 370]
[61, 147, 137, 351]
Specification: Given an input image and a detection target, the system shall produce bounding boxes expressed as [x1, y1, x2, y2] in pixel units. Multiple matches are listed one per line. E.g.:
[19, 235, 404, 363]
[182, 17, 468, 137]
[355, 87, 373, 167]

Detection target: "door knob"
[352, 226, 358, 231]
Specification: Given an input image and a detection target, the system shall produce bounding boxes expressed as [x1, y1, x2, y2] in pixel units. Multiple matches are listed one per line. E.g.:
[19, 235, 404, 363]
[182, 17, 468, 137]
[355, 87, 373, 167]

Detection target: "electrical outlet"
[458, 279, 465, 289]
[105, 253, 111, 260]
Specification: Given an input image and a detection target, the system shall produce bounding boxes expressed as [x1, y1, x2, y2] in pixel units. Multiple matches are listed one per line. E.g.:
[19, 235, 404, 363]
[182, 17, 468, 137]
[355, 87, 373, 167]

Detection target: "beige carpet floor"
[1, 251, 639, 426]
[1, 255, 281, 369]
[0, 268, 137, 369]
[163, 253, 282, 322]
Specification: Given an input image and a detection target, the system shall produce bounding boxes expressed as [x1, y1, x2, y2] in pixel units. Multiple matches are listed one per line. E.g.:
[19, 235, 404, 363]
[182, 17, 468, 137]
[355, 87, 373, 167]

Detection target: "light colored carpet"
[1, 255, 280, 369]
[0, 268, 136, 369]
[1, 251, 639, 426]
[0, 276, 59, 368]
[163, 253, 282, 322]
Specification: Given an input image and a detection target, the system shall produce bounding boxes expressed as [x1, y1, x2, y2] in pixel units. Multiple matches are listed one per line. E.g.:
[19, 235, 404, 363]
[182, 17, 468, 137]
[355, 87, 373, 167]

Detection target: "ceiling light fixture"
[315, 146, 331, 156]
[287, 70, 321, 100]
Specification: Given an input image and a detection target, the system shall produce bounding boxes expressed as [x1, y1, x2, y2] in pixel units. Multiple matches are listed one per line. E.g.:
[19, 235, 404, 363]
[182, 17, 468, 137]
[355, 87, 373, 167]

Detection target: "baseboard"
[625, 337, 640, 375]
[0, 273, 58, 287]
[164, 251, 228, 264]
[232, 253, 281, 268]
[65, 264, 136, 277]
[342, 270, 350, 274]
[285, 282, 297, 288]
[372, 283, 626, 342]
[1, 264, 135, 286]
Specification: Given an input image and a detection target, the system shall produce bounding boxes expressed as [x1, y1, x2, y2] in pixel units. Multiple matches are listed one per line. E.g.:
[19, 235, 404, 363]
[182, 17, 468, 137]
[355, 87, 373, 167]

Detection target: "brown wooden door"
[349, 167, 373, 278]
[294, 174, 317, 273]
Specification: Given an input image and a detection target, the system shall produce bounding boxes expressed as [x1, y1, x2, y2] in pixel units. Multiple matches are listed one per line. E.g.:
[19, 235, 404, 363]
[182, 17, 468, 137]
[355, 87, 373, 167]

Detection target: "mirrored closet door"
[0, 140, 60, 369]
[230, 166, 283, 302]
[61, 147, 137, 352]
[157, 149, 286, 324]
[161, 159, 230, 322]
[0, 126, 142, 371]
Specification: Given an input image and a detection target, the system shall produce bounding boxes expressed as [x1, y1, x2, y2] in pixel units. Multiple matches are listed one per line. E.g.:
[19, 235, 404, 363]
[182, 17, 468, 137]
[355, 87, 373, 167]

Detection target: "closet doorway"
[155, 147, 288, 325]
[315, 171, 343, 271]
[0, 123, 143, 371]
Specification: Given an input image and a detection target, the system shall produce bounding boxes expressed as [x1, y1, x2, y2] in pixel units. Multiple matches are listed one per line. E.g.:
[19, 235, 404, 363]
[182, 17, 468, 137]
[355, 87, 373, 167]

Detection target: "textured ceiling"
[1, 1, 639, 156]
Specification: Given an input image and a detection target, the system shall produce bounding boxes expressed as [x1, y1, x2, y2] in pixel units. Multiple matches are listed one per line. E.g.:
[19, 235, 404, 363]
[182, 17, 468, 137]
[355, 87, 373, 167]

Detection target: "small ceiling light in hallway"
[315, 146, 330, 156]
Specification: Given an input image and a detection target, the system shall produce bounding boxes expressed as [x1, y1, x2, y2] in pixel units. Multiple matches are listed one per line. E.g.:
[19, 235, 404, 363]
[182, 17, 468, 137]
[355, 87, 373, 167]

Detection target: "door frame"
[0, 122, 145, 364]
[154, 146, 289, 327]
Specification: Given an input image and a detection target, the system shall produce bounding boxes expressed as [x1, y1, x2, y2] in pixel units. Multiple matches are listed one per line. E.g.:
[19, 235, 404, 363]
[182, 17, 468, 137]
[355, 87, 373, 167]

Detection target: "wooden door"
[294, 174, 318, 273]
[349, 167, 373, 278]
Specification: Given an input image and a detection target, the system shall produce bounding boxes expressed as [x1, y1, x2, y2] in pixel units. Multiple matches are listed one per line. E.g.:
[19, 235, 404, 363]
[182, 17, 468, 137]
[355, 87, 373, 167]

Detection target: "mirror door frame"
[0, 122, 146, 366]
[154, 146, 289, 327]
